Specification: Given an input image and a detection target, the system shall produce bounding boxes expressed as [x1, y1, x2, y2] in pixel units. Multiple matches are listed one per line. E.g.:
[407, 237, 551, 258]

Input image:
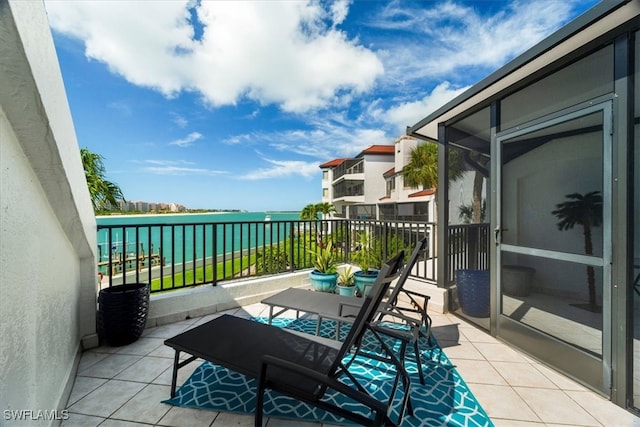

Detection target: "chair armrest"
[338, 301, 361, 317]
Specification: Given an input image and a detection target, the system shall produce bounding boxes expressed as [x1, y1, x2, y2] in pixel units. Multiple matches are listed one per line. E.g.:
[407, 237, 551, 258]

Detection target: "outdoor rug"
[163, 317, 493, 426]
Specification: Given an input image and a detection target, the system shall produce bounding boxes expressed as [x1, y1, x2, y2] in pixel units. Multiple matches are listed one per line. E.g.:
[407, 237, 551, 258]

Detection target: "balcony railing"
[98, 219, 437, 293]
[447, 223, 490, 282]
[333, 159, 364, 181]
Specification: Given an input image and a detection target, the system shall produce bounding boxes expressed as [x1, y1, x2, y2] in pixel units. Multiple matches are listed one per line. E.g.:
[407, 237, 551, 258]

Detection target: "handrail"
[97, 219, 438, 293]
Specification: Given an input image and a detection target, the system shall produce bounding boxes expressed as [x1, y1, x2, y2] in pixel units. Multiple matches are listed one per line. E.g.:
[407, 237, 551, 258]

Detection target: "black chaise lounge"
[164, 251, 412, 427]
[262, 237, 433, 384]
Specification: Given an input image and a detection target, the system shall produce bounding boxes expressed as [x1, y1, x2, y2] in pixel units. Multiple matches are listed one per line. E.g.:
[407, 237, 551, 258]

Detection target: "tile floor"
[64, 302, 640, 427]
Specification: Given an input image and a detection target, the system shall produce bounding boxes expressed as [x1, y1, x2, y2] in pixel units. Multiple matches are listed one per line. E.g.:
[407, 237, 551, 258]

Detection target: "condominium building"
[320, 136, 436, 222]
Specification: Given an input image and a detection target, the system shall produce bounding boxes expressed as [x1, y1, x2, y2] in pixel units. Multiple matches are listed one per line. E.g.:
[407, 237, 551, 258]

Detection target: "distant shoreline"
[96, 211, 235, 219]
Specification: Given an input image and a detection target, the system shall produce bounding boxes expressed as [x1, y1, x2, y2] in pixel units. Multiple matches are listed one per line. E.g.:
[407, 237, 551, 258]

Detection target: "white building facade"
[320, 137, 437, 222]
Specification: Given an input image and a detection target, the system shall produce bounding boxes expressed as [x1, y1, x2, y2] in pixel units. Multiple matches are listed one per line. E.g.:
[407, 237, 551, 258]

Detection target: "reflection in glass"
[501, 111, 604, 257]
[501, 253, 603, 357]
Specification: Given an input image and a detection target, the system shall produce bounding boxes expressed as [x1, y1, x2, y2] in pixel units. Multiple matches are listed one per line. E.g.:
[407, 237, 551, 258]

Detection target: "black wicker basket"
[455, 269, 490, 318]
[98, 283, 150, 346]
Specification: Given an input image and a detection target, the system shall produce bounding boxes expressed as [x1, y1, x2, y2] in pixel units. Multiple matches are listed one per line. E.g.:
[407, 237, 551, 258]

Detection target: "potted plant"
[309, 239, 338, 293]
[455, 269, 490, 317]
[352, 232, 381, 297]
[337, 266, 355, 296]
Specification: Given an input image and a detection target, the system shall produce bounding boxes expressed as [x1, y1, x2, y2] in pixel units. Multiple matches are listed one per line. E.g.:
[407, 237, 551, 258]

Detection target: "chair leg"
[413, 340, 425, 385]
[170, 351, 180, 398]
[255, 365, 267, 427]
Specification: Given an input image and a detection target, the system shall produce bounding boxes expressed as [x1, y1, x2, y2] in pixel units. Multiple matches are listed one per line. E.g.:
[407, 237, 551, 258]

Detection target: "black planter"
[456, 269, 490, 318]
[98, 283, 150, 346]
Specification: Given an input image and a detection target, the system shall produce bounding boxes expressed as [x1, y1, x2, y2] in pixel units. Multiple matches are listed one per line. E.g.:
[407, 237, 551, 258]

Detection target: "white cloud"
[169, 132, 203, 147]
[172, 113, 188, 128]
[139, 159, 226, 176]
[224, 120, 389, 161]
[45, 1, 383, 113]
[372, 0, 581, 84]
[384, 82, 470, 134]
[239, 158, 321, 180]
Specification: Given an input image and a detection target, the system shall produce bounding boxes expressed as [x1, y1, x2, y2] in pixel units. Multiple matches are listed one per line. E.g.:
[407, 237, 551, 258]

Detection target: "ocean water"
[97, 211, 302, 268]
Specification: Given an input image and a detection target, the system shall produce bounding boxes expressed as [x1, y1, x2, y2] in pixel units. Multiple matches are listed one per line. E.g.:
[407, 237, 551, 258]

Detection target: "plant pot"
[354, 270, 378, 297]
[309, 270, 338, 293]
[455, 269, 490, 318]
[502, 265, 535, 297]
[337, 284, 356, 296]
[98, 283, 150, 346]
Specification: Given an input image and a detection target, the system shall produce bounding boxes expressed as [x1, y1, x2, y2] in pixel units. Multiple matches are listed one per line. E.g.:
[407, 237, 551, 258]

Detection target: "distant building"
[320, 137, 436, 222]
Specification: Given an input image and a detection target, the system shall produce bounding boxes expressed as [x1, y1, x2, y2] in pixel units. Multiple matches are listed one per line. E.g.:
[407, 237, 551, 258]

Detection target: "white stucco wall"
[362, 154, 394, 204]
[0, 1, 97, 421]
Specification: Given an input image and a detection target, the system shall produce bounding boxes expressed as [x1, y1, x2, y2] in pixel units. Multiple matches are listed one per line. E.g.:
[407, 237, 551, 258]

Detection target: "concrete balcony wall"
[0, 1, 97, 421]
[147, 266, 447, 328]
[148, 270, 313, 326]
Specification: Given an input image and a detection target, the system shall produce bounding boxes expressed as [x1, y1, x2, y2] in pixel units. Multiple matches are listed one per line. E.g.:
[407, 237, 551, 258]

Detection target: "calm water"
[97, 211, 301, 269]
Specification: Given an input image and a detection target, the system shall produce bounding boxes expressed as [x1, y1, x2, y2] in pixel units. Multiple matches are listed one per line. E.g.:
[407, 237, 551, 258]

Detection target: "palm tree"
[300, 204, 319, 220]
[551, 191, 603, 311]
[80, 147, 124, 211]
[402, 142, 467, 222]
[300, 202, 336, 246]
[402, 142, 438, 191]
[314, 202, 336, 220]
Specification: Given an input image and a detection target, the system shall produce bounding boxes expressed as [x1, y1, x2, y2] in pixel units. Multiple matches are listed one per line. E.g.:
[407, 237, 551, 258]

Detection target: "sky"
[45, 0, 600, 212]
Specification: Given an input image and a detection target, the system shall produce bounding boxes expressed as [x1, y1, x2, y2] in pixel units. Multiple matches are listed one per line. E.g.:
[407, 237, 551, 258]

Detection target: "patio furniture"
[262, 237, 433, 384]
[98, 283, 150, 346]
[164, 252, 412, 427]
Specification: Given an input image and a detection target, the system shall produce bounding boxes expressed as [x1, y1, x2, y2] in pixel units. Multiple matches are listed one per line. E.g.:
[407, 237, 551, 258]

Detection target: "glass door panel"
[497, 103, 611, 392]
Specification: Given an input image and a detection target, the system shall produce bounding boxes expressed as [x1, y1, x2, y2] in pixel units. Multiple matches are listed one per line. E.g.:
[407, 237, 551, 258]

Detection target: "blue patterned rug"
[163, 317, 493, 426]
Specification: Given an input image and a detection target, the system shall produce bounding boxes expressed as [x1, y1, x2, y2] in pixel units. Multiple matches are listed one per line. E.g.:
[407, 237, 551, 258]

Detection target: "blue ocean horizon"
[97, 211, 302, 268]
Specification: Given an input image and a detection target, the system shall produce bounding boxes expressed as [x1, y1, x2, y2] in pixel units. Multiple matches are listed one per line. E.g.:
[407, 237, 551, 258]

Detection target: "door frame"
[493, 99, 613, 394]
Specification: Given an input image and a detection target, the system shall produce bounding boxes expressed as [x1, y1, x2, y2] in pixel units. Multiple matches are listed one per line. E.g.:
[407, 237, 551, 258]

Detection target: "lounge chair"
[262, 237, 433, 384]
[164, 251, 412, 427]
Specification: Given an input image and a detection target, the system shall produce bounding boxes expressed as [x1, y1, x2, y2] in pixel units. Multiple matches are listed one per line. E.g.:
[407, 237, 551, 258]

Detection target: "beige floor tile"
[148, 344, 180, 359]
[153, 359, 203, 387]
[79, 353, 142, 379]
[566, 390, 640, 426]
[442, 342, 485, 360]
[60, 413, 105, 427]
[77, 351, 109, 372]
[115, 337, 165, 356]
[115, 356, 174, 383]
[67, 376, 108, 406]
[473, 342, 529, 363]
[67, 379, 145, 418]
[468, 383, 539, 422]
[158, 406, 219, 427]
[491, 419, 545, 427]
[489, 361, 558, 389]
[99, 420, 154, 427]
[514, 387, 599, 426]
[211, 412, 255, 426]
[459, 325, 497, 343]
[531, 362, 588, 391]
[234, 304, 270, 319]
[192, 313, 224, 327]
[447, 358, 508, 385]
[111, 383, 172, 424]
[142, 322, 193, 339]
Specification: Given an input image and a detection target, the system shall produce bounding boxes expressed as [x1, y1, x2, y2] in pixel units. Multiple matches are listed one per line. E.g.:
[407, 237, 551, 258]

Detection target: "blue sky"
[45, 0, 599, 212]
